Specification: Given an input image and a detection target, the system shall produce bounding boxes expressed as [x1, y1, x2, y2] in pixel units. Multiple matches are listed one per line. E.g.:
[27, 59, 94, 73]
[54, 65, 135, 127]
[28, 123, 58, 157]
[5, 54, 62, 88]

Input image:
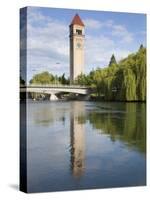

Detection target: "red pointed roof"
[70, 14, 84, 26]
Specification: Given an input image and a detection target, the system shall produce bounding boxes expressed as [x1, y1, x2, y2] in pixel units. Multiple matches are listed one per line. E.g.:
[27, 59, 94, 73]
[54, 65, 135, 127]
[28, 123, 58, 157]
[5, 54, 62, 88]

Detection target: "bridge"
[20, 84, 92, 100]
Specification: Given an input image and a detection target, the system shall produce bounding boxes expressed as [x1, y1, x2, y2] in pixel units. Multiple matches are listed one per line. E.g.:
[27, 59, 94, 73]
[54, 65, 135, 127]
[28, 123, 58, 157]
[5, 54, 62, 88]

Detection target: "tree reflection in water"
[88, 103, 146, 153]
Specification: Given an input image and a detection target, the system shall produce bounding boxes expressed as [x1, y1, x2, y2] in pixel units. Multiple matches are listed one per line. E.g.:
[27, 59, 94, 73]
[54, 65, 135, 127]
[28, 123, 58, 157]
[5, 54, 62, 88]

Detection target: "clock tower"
[69, 14, 85, 83]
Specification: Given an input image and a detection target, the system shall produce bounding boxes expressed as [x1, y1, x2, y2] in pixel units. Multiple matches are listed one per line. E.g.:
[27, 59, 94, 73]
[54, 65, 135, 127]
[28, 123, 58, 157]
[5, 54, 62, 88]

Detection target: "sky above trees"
[21, 6, 146, 82]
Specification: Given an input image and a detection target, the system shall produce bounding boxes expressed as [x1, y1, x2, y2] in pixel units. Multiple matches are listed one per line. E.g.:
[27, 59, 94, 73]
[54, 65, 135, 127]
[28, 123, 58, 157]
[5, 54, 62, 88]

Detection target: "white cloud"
[83, 18, 134, 44]
[111, 24, 133, 43]
[105, 19, 114, 27]
[85, 35, 114, 67]
[28, 7, 47, 24]
[84, 18, 102, 29]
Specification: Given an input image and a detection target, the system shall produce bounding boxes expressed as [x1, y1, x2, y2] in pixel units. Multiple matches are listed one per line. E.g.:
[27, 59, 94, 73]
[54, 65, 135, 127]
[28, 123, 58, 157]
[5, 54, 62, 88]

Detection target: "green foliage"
[74, 73, 91, 86]
[122, 68, 137, 101]
[75, 45, 146, 101]
[109, 54, 117, 67]
[135, 46, 146, 101]
[30, 71, 55, 84]
[59, 73, 69, 85]
[30, 71, 69, 85]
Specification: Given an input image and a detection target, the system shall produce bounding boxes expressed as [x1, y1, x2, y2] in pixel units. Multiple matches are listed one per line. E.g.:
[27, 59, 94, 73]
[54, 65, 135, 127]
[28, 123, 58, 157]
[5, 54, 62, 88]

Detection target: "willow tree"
[135, 46, 146, 101]
[122, 68, 137, 101]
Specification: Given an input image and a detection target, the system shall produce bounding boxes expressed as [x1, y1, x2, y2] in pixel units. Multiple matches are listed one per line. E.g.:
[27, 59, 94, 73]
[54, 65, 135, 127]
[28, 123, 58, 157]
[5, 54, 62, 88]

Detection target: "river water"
[26, 100, 146, 192]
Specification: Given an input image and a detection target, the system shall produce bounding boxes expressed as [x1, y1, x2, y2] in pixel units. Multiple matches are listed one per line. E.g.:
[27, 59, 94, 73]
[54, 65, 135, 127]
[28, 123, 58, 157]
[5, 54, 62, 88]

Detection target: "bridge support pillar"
[50, 93, 58, 101]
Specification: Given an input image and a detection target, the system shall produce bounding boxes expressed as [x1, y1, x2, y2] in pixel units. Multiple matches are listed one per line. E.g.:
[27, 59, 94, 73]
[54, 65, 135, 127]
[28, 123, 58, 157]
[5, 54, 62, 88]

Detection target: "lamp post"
[112, 87, 117, 93]
[112, 87, 119, 101]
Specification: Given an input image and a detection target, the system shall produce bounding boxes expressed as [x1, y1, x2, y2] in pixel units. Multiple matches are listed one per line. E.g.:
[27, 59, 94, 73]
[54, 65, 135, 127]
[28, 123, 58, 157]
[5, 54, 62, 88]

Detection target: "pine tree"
[139, 44, 144, 50]
[109, 54, 117, 67]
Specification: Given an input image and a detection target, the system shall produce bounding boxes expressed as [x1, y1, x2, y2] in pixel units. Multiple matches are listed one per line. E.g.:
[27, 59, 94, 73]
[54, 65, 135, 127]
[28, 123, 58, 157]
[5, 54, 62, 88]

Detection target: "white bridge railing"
[21, 84, 89, 89]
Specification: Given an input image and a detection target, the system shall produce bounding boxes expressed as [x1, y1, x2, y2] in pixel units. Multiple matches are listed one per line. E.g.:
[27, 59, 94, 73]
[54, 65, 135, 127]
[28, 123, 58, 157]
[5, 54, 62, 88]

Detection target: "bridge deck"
[20, 84, 94, 95]
[20, 84, 89, 89]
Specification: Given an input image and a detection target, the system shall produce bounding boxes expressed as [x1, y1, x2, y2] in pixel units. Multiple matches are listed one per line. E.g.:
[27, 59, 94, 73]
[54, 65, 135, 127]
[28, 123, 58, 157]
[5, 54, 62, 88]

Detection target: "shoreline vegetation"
[20, 45, 146, 102]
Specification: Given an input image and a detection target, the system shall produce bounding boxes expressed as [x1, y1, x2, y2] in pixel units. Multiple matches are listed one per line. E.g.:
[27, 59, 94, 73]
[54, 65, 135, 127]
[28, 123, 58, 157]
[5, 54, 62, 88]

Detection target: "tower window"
[76, 29, 82, 35]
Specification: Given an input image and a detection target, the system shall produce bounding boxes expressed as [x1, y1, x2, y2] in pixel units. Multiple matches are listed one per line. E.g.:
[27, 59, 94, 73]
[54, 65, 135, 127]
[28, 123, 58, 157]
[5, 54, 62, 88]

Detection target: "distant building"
[69, 14, 85, 82]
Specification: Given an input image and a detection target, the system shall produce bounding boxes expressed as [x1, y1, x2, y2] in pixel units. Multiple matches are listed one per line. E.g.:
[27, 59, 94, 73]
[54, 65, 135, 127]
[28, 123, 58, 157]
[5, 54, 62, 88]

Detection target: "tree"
[30, 71, 55, 84]
[29, 71, 70, 85]
[89, 45, 146, 101]
[122, 68, 137, 101]
[75, 73, 88, 85]
[109, 54, 117, 67]
[139, 44, 144, 50]
[59, 73, 69, 85]
[135, 46, 146, 101]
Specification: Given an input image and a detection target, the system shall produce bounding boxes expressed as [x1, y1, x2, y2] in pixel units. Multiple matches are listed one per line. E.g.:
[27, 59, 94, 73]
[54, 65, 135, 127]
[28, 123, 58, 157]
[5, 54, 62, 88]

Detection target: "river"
[25, 100, 146, 192]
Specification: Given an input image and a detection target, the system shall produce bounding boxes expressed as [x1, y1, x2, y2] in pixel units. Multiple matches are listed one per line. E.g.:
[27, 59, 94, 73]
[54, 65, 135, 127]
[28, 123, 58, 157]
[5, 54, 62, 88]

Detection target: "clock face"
[77, 42, 81, 48]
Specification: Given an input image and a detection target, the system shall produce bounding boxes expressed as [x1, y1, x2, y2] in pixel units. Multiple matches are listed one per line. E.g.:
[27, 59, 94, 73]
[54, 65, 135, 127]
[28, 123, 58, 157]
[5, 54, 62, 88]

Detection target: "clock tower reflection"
[70, 101, 85, 178]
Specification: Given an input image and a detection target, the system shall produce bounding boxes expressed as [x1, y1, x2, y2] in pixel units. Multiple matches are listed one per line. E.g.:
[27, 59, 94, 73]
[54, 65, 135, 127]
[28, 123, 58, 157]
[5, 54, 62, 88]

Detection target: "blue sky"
[20, 6, 146, 82]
